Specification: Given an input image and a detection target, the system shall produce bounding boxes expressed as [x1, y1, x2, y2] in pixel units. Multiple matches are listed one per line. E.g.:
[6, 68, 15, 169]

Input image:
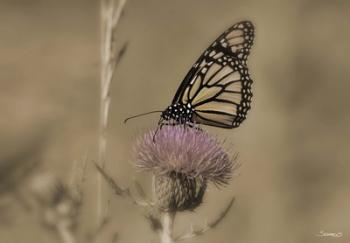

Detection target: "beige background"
[0, 0, 349, 242]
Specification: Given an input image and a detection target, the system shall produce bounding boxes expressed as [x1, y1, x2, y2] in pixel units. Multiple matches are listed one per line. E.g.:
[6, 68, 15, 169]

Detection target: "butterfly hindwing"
[172, 21, 254, 128]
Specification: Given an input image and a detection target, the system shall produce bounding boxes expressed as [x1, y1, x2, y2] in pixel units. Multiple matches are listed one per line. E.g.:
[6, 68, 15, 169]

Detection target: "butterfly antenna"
[153, 118, 163, 142]
[124, 110, 162, 123]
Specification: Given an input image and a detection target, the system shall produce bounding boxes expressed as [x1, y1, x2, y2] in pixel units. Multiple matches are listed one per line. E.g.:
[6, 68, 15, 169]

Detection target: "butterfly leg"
[153, 118, 164, 142]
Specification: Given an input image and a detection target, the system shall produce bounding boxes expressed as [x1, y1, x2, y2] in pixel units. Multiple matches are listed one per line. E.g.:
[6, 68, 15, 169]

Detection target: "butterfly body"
[160, 21, 255, 129]
[161, 103, 194, 125]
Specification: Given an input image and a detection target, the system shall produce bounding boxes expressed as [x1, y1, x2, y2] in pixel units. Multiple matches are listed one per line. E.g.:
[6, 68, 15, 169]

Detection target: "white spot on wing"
[209, 50, 216, 57]
[213, 52, 224, 59]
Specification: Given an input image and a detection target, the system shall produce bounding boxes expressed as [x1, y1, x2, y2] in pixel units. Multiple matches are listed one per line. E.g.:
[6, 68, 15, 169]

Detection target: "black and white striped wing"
[172, 21, 254, 128]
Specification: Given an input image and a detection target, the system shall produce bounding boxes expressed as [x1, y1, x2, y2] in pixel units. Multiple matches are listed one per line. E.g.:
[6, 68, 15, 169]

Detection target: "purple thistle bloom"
[134, 126, 236, 186]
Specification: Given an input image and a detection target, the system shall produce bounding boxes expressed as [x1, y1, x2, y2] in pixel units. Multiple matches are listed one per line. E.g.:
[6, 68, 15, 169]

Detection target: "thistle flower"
[134, 126, 236, 212]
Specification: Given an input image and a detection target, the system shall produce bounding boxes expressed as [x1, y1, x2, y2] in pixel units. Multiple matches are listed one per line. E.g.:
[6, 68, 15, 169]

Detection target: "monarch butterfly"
[126, 21, 254, 130]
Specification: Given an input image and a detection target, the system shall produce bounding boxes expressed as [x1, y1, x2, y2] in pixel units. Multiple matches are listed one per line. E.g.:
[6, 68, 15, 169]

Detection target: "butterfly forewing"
[171, 21, 254, 128]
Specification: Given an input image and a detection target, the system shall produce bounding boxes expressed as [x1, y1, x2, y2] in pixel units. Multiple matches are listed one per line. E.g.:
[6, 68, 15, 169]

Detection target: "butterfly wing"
[172, 21, 254, 128]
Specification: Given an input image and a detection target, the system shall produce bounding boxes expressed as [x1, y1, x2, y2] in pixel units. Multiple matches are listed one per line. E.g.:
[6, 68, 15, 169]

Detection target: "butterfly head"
[161, 103, 194, 124]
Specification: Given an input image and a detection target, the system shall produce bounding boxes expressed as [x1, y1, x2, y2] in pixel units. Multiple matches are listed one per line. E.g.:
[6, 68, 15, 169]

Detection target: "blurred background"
[1, 0, 349, 242]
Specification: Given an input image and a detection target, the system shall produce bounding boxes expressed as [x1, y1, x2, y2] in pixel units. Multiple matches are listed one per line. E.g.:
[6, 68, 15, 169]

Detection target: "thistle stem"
[160, 212, 175, 243]
[57, 221, 76, 243]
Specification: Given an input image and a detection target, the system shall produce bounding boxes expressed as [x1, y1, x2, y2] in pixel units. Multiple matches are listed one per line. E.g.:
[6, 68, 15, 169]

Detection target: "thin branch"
[111, 0, 126, 28]
[110, 42, 128, 81]
[94, 163, 152, 207]
[174, 197, 235, 242]
[95, 163, 126, 196]
[133, 178, 147, 199]
[97, 0, 128, 226]
[69, 155, 88, 202]
[145, 212, 162, 233]
[57, 220, 76, 243]
[207, 197, 235, 228]
[87, 199, 112, 242]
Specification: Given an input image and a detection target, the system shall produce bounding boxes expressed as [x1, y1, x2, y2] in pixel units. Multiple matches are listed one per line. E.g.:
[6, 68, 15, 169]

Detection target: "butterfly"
[125, 21, 254, 130]
[159, 21, 254, 129]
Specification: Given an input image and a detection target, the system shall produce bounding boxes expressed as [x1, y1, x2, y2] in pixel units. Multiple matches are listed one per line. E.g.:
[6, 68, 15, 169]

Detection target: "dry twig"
[97, 0, 128, 226]
[145, 211, 162, 233]
[69, 156, 88, 203]
[94, 163, 152, 207]
[174, 197, 235, 242]
[57, 220, 76, 243]
[133, 179, 147, 199]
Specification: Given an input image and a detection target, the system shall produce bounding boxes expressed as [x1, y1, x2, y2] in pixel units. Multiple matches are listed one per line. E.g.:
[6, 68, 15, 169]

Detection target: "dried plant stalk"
[97, 0, 127, 226]
[95, 163, 151, 207]
[57, 220, 76, 243]
[174, 197, 235, 242]
[160, 212, 175, 243]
